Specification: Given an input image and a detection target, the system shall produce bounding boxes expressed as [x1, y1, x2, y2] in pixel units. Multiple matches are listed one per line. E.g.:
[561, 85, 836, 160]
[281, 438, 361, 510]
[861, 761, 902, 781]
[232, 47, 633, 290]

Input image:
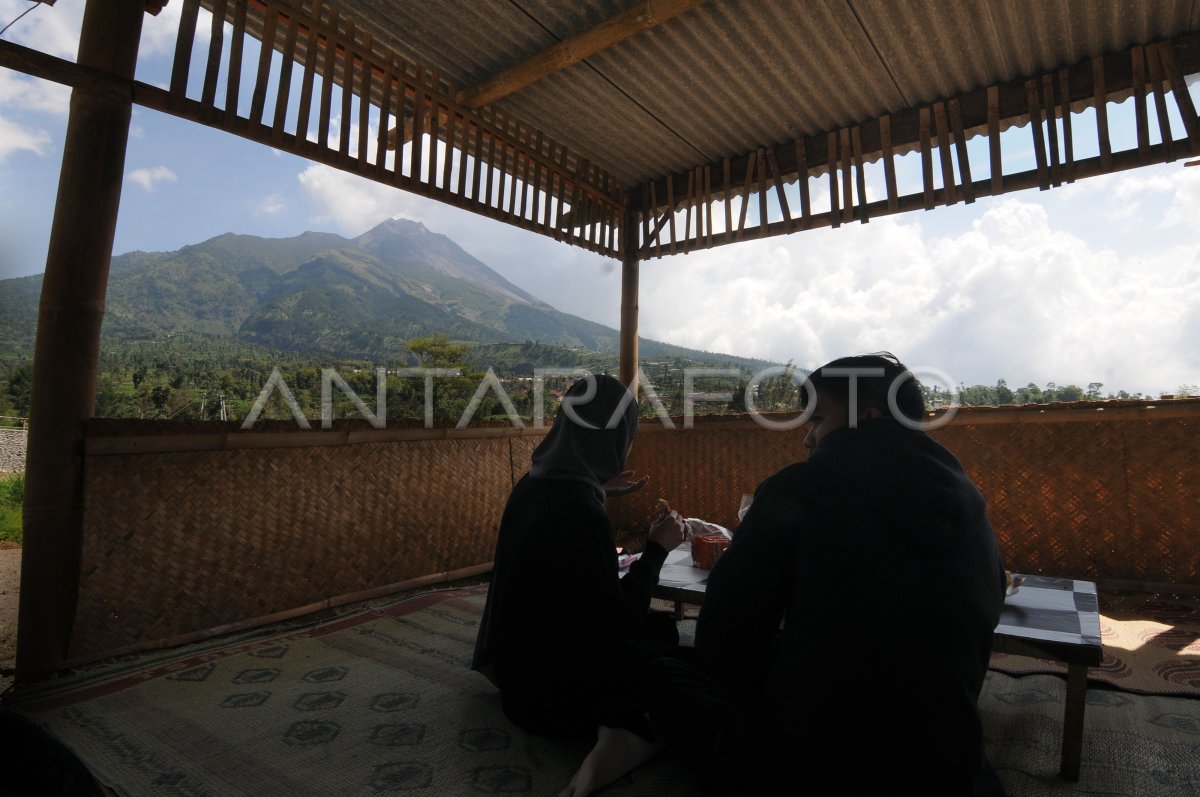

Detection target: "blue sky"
[2, 0, 1199, 397]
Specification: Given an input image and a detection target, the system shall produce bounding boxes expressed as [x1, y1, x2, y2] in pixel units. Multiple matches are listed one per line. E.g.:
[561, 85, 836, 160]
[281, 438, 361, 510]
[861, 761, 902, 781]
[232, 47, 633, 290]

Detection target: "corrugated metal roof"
[317, 0, 1200, 187]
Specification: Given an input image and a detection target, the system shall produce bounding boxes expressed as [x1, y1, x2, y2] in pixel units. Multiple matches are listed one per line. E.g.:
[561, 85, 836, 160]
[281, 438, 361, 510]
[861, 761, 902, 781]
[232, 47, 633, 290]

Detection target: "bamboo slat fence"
[68, 399, 1200, 663]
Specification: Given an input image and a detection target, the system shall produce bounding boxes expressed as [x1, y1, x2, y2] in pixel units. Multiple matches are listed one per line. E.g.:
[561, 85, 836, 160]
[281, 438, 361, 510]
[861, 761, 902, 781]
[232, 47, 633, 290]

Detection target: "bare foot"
[558, 724, 664, 797]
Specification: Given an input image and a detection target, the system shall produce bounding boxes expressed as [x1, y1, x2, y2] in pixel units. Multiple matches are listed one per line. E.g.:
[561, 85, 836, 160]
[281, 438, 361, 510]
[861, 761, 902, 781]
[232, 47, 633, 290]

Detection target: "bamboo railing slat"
[1148, 45, 1174, 163]
[987, 86, 1002, 194]
[682, 168, 694, 251]
[316, 8, 336, 149]
[1132, 45, 1149, 160]
[1057, 69, 1074, 182]
[795, 137, 812, 228]
[879, 115, 898, 212]
[934, 103, 956, 205]
[757, 149, 769, 236]
[531, 131, 544, 224]
[827, 131, 840, 226]
[839, 128, 853, 222]
[704, 164, 713, 247]
[224, 0, 247, 125]
[409, 67, 425, 181]
[248, 2, 277, 125]
[650, 179, 661, 255]
[765, 148, 790, 230]
[851, 125, 867, 222]
[428, 91, 442, 187]
[1025, 79, 1049, 190]
[735, 149, 755, 238]
[919, 107, 933, 209]
[170, 0, 201, 102]
[294, 0, 321, 143]
[470, 121, 484, 203]
[374, 58, 394, 178]
[201, 0, 227, 107]
[722, 157, 732, 243]
[357, 34, 373, 166]
[483, 107, 498, 206]
[949, 98, 974, 203]
[1042, 74, 1061, 186]
[1093, 55, 1113, 170]
[271, 10, 300, 144]
[666, 160, 676, 252]
[337, 26, 354, 160]
[1158, 41, 1200, 153]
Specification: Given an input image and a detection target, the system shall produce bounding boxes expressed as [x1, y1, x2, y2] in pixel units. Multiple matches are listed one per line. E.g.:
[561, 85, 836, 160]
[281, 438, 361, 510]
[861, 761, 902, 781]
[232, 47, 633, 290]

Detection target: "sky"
[2, 1, 1199, 397]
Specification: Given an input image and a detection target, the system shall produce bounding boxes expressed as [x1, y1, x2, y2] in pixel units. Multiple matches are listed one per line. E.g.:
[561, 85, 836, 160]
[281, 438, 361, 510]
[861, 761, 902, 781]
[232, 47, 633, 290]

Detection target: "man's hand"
[648, 509, 685, 551]
[603, 470, 648, 498]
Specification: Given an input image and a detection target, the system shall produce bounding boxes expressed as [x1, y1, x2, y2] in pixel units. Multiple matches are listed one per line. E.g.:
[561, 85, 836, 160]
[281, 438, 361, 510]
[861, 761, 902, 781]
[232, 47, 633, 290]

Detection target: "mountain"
[0, 219, 775, 370]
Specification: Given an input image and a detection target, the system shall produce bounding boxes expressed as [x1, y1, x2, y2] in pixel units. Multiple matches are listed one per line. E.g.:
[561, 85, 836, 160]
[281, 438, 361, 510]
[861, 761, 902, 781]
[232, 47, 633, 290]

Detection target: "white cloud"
[257, 193, 286, 215]
[0, 114, 51, 161]
[0, 69, 72, 117]
[0, 0, 80, 59]
[637, 196, 1199, 396]
[138, 0, 185, 57]
[297, 163, 420, 232]
[127, 165, 177, 192]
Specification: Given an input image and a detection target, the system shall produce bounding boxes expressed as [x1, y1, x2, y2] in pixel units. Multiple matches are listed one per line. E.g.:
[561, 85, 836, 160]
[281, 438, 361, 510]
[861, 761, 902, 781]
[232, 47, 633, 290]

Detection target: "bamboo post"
[17, 0, 147, 683]
[619, 202, 640, 392]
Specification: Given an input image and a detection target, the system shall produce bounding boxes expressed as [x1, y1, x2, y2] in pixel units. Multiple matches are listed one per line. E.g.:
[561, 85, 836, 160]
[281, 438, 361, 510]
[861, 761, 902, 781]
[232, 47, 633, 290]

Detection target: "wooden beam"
[456, 0, 708, 109]
[17, 0, 147, 684]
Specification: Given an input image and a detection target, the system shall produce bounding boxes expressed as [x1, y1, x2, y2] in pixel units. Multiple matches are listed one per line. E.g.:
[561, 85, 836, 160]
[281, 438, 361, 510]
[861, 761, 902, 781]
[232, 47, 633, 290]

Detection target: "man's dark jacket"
[695, 418, 1005, 792]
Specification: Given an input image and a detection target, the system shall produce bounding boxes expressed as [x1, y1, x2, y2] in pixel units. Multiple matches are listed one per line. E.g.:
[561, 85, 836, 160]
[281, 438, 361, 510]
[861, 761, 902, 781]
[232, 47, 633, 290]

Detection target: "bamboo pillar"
[619, 205, 640, 392]
[17, 0, 147, 682]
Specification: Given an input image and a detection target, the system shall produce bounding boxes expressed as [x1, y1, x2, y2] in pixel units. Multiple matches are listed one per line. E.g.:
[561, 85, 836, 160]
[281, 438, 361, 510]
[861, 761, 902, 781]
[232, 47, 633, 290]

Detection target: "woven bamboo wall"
[73, 420, 542, 659]
[73, 400, 1200, 660]
[609, 401, 1200, 587]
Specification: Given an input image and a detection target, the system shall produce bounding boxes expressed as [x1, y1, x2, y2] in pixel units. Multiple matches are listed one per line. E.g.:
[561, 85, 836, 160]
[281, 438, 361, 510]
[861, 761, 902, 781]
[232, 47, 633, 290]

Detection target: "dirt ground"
[0, 542, 18, 694]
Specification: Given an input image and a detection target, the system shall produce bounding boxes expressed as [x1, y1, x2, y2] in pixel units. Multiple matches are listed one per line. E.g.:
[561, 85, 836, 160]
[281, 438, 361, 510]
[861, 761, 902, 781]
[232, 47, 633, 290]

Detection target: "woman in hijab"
[472, 373, 686, 796]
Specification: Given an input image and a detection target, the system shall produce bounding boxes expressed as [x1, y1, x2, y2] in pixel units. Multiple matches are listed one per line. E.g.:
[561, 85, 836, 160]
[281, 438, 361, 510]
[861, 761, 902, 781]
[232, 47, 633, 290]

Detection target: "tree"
[407, 335, 473, 367]
[1057, 384, 1084, 401]
[149, 385, 173, 414]
[1086, 382, 1104, 400]
[1015, 383, 1042, 404]
[5, 364, 32, 417]
[995, 378, 1013, 405]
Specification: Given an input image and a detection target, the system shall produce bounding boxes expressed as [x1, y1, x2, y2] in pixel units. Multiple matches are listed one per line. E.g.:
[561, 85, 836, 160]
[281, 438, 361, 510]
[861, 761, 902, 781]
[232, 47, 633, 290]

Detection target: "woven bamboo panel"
[609, 420, 811, 535]
[72, 400, 1200, 659]
[610, 402, 1200, 586]
[1119, 416, 1200, 583]
[932, 421, 1132, 580]
[74, 432, 523, 658]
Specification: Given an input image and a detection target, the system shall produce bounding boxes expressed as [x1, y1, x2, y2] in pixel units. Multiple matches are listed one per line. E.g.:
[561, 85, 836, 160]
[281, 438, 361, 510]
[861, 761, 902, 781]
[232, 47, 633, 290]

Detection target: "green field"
[0, 472, 22, 544]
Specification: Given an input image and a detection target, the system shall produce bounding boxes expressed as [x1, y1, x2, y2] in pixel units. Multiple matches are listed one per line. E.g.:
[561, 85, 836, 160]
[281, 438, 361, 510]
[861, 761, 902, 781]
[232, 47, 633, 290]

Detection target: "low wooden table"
[632, 543, 1103, 781]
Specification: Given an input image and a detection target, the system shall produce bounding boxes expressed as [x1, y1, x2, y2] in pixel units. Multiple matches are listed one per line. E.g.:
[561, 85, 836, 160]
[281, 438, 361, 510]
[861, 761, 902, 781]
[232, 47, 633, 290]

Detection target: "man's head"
[800, 352, 926, 449]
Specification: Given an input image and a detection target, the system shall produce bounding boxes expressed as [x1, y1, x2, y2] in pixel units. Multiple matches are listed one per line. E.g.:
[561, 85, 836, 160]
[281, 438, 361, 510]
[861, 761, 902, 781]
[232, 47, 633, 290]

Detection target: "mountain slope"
[0, 219, 773, 369]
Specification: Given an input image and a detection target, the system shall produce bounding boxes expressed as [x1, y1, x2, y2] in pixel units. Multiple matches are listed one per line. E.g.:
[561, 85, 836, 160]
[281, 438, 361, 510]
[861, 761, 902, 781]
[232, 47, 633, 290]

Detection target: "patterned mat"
[3, 586, 1200, 796]
[989, 588, 1200, 697]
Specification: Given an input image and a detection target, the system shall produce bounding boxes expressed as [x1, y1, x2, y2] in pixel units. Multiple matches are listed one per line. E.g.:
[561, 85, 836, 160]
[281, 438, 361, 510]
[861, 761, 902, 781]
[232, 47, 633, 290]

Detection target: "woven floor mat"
[3, 587, 1200, 796]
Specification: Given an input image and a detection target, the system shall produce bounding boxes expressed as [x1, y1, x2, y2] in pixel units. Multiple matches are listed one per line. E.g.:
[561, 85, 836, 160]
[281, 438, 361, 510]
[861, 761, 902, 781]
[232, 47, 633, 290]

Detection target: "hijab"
[528, 374, 638, 502]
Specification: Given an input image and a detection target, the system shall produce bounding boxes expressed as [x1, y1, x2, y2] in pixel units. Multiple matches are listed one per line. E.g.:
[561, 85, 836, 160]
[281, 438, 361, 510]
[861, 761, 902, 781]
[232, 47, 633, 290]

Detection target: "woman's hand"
[647, 509, 685, 551]
[603, 470, 648, 498]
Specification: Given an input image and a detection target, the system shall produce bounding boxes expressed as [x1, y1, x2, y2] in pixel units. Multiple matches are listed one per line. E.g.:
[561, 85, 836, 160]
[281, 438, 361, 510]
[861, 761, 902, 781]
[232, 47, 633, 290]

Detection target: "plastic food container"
[692, 534, 730, 569]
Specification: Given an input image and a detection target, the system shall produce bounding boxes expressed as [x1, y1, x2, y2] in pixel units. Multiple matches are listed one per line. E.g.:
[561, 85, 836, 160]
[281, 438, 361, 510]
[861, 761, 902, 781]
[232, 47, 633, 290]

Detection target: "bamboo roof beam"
[455, 0, 708, 110]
